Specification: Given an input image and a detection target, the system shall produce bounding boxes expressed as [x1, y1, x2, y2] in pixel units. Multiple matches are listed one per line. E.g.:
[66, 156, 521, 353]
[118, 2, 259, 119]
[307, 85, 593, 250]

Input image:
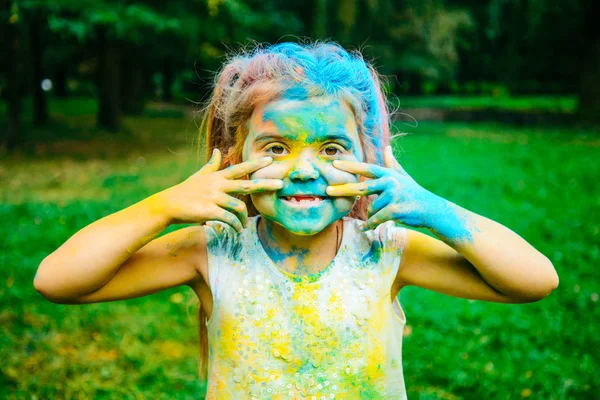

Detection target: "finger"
[384, 146, 407, 174]
[217, 194, 248, 228]
[368, 193, 391, 218]
[363, 208, 395, 231]
[212, 208, 244, 233]
[224, 178, 284, 195]
[198, 148, 222, 175]
[332, 160, 387, 179]
[221, 156, 274, 179]
[326, 179, 385, 197]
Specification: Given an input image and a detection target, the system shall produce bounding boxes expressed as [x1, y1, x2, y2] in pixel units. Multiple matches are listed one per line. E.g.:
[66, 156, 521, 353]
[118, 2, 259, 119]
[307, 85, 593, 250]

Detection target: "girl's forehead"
[247, 95, 359, 144]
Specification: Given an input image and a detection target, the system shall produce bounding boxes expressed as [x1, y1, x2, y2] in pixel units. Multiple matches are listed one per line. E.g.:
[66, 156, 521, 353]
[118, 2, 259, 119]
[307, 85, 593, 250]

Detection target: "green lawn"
[1, 100, 598, 399]
[390, 95, 578, 113]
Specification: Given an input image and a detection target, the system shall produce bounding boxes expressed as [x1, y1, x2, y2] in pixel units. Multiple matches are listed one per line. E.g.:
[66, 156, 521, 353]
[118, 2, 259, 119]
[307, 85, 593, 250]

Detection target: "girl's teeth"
[286, 196, 322, 203]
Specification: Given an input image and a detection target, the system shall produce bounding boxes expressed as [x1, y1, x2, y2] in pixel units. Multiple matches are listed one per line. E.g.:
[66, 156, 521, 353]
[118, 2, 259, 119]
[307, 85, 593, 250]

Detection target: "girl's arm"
[328, 146, 558, 303]
[34, 194, 205, 304]
[34, 150, 282, 304]
[395, 204, 558, 303]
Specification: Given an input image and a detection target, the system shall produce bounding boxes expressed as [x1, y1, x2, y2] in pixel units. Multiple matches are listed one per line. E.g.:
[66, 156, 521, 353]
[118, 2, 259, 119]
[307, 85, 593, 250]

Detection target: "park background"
[1, 0, 598, 399]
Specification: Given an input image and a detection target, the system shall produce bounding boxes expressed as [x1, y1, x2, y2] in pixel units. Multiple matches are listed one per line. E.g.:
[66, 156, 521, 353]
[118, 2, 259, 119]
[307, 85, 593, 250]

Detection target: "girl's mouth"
[279, 195, 329, 206]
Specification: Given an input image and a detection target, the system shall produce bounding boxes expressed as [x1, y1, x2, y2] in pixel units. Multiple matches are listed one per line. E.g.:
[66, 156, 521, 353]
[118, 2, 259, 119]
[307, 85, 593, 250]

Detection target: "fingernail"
[333, 160, 341, 166]
[262, 156, 273, 162]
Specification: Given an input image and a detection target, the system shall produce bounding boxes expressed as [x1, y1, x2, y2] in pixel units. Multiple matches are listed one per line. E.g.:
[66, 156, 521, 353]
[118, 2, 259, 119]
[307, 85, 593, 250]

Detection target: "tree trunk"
[406, 72, 422, 95]
[162, 58, 173, 102]
[97, 28, 121, 130]
[502, 0, 524, 93]
[29, 12, 48, 126]
[578, 0, 600, 123]
[120, 52, 145, 115]
[54, 67, 68, 98]
[2, 0, 20, 149]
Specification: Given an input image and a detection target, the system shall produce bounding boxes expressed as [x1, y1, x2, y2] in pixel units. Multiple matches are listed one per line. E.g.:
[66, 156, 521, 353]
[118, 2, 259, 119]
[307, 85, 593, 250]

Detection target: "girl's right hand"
[155, 149, 282, 232]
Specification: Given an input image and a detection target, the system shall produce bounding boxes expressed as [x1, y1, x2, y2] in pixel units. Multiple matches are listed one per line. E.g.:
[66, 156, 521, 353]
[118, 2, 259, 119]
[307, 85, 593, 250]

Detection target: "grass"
[1, 98, 599, 399]
[390, 95, 578, 113]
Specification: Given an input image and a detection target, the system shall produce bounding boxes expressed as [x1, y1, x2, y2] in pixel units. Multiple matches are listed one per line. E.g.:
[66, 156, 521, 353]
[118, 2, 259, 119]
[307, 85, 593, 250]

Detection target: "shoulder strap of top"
[203, 220, 242, 295]
[345, 219, 407, 291]
[378, 220, 407, 288]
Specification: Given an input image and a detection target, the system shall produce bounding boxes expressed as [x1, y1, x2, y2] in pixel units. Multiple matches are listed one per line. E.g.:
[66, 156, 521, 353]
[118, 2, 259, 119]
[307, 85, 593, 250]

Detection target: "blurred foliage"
[1, 0, 595, 103]
[1, 0, 597, 147]
[1, 98, 599, 398]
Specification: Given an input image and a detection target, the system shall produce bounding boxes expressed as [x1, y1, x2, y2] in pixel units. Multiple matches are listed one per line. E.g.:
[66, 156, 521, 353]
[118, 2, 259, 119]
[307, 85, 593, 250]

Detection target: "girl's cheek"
[320, 159, 359, 185]
[249, 163, 287, 180]
[310, 151, 360, 184]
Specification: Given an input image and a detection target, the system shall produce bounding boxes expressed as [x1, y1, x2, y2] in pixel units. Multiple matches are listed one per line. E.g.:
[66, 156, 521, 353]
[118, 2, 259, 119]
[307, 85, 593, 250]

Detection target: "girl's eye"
[267, 145, 287, 155]
[323, 146, 342, 156]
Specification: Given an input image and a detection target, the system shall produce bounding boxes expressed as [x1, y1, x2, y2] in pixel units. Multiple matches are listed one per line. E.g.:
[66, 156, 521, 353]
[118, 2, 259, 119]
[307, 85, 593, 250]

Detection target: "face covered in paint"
[243, 94, 364, 235]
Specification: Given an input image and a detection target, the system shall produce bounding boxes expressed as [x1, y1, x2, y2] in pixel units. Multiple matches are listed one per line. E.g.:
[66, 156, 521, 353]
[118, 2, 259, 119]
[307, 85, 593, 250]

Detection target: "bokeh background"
[1, 0, 599, 399]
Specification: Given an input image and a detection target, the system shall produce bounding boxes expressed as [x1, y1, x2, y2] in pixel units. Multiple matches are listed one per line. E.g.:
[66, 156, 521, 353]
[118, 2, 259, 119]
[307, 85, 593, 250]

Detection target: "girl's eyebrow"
[252, 131, 354, 148]
[253, 132, 285, 145]
[322, 133, 354, 148]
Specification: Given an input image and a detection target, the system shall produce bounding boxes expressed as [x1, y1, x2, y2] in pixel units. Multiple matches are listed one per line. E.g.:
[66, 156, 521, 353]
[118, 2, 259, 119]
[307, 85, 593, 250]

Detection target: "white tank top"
[204, 215, 408, 399]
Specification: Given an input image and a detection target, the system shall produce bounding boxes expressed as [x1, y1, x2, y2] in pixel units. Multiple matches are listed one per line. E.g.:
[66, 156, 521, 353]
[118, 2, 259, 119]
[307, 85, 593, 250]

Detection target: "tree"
[96, 26, 120, 129]
[578, 0, 600, 123]
[1, 0, 22, 149]
[23, 4, 49, 125]
[321, 0, 473, 94]
[47, 1, 186, 130]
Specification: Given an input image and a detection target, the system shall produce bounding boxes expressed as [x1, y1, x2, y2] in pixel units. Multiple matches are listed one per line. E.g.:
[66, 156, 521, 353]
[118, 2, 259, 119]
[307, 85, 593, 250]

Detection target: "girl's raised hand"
[326, 146, 442, 231]
[156, 149, 283, 232]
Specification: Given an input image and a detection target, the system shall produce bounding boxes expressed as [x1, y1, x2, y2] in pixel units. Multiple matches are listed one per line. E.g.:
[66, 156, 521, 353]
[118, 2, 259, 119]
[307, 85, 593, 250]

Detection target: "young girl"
[34, 42, 559, 399]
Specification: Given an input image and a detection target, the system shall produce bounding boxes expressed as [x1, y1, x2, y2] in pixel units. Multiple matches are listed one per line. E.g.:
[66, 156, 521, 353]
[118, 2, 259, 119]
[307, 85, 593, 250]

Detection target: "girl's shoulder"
[203, 219, 246, 258]
[343, 217, 406, 249]
[341, 218, 407, 286]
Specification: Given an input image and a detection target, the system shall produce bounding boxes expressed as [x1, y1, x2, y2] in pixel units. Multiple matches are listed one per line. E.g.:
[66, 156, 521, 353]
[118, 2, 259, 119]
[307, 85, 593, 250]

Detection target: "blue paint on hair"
[283, 84, 310, 101]
[232, 42, 389, 164]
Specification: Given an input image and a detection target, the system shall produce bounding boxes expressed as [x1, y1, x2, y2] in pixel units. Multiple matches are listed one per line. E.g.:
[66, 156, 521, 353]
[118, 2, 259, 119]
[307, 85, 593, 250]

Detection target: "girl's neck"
[257, 216, 342, 276]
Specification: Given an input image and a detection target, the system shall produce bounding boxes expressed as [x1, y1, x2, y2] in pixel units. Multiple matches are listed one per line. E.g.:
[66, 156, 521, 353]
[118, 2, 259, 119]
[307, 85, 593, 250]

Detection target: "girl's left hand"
[326, 146, 443, 231]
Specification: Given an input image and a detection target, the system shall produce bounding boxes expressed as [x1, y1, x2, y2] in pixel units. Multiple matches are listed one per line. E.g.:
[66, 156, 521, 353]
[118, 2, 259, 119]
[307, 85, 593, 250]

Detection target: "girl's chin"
[258, 211, 350, 236]
[273, 221, 330, 236]
[253, 197, 354, 233]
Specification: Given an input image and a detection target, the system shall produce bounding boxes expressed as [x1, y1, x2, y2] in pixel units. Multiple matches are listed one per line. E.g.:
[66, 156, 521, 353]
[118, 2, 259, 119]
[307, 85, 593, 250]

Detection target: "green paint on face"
[244, 95, 364, 235]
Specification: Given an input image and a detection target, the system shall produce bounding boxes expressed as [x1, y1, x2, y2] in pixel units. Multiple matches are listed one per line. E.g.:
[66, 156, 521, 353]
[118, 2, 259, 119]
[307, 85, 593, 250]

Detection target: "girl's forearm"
[34, 192, 172, 301]
[427, 197, 559, 301]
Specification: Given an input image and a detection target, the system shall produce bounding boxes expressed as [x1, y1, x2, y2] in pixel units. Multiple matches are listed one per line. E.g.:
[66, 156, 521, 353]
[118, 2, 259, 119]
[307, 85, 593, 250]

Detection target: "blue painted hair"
[203, 41, 392, 167]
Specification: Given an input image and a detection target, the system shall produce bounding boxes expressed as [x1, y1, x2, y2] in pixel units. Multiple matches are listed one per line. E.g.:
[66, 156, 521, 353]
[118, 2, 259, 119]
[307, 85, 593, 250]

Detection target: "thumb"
[198, 148, 222, 174]
[383, 145, 406, 173]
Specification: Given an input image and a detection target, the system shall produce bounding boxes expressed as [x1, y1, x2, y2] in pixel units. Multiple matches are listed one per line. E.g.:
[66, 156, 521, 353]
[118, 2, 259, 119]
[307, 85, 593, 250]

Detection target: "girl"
[34, 42, 559, 399]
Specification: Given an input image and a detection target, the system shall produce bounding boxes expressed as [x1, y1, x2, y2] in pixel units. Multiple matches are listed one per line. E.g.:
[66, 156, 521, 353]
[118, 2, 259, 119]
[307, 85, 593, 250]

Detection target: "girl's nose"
[288, 156, 320, 181]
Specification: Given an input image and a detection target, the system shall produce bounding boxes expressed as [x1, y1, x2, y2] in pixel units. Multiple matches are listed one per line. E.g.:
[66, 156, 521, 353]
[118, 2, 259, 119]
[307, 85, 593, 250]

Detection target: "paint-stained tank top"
[204, 215, 408, 399]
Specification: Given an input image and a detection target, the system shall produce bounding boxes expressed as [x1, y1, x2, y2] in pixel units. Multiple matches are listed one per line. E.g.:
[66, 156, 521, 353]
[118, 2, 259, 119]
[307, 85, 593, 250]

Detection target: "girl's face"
[243, 95, 364, 235]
